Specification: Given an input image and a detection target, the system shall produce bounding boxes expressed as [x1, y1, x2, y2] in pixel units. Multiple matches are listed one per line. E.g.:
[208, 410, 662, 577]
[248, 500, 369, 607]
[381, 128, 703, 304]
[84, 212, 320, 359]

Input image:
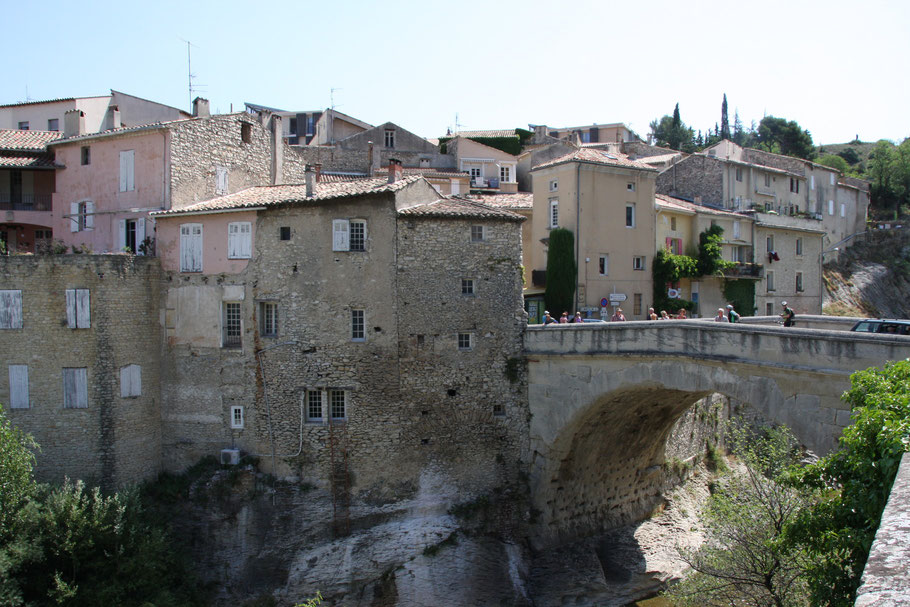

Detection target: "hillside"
[823, 229, 910, 318]
[817, 140, 879, 169]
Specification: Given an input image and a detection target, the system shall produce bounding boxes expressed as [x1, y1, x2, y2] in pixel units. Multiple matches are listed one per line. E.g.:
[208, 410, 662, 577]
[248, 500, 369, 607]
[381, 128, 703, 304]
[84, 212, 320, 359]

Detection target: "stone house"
[531, 122, 639, 145]
[335, 121, 455, 172]
[446, 136, 519, 193]
[529, 148, 658, 320]
[754, 222, 824, 316]
[373, 166, 470, 196]
[145, 170, 527, 498]
[0, 129, 61, 252]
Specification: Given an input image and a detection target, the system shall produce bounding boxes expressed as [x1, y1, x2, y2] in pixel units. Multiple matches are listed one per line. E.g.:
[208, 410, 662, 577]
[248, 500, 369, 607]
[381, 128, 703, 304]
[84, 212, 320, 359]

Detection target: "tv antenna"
[330, 87, 343, 111]
[454, 112, 465, 134]
[179, 38, 206, 108]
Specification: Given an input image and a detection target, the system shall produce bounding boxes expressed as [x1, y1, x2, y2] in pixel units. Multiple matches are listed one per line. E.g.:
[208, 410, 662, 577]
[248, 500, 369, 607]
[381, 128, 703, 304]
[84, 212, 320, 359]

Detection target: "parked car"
[850, 319, 910, 335]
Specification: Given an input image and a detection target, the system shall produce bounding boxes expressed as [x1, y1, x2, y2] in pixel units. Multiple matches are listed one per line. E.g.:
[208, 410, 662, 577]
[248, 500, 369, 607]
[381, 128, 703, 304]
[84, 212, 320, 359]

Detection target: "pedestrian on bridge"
[611, 308, 626, 321]
[543, 311, 557, 325]
[726, 304, 740, 323]
[714, 308, 729, 322]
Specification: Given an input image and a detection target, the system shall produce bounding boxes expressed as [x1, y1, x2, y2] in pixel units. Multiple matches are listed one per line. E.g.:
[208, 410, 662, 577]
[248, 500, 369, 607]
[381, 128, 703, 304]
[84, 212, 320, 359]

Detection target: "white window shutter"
[180, 224, 203, 271]
[120, 364, 141, 397]
[84, 201, 94, 230]
[76, 289, 90, 328]
[70, 202, 80, 232]
[228, 223, 239, 258]
[240, 223, 251, 258]
[9, 365, 29, 409]
[136, 218, 146, 251]
[180, 225, 191, 270]
[333, 219, 350, 251]
[120, 152, 128, 191]
[192, 225, 203, 271]
[0, 291, 22, 329]
[117, 219, 126, 251]
[120, 150, 135, 192]
[65, 289, 77, 328]
[75, 368, 88, 408]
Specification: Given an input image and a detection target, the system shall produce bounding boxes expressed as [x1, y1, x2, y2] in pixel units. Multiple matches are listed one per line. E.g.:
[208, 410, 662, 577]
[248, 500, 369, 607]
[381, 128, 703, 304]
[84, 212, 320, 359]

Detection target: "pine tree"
[720, 94, 730, 140]
[672, 103, 681, 127]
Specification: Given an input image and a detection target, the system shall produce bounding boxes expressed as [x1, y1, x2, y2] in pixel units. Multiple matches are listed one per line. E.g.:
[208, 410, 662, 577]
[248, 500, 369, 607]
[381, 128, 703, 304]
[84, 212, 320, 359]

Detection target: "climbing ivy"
[652, 248, 698, 314]
[722, 279, 756, 316]
[697, 225, 734, 276]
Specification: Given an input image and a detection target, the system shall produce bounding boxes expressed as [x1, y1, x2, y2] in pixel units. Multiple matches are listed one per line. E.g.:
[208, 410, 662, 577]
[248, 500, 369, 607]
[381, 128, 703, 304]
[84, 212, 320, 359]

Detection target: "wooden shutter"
[136, 218, 146, 251]
[332, 219, 349, 251]
[228, 222, 251, 259]
[76, 289, 90, 328]
[240, 223, 251, 258]
[9, 365, 29, 408]
[180, 224, 203, 271]
[84, 201, 94, 230]
[228, 223, 240, 258]
[66, 289, 77, 328]
[119, 150, 135, 191]
[117, 219, 126, 251]
[63, 368, 88, 409]
[70, 202, 80, 232]
[0, 290, 23, 329]
[120, 364, 141, 397]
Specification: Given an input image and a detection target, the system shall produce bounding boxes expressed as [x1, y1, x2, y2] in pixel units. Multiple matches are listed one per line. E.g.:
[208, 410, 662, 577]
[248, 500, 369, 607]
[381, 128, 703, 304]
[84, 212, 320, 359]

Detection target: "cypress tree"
[720, 94, 730, 140]
[544, 228, 577, 315]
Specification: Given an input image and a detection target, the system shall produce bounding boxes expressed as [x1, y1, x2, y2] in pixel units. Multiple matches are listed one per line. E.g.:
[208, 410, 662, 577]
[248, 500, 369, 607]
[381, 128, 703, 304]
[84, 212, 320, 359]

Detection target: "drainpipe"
[575, 162, 581, 311]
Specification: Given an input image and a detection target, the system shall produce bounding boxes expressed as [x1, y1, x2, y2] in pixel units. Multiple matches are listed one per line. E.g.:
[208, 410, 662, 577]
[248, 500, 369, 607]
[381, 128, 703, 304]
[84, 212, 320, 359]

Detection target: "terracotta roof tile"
[0, 129, 63, 151]
[151, 176, 425, 216]
[319, 173, 367, 182]
[375, 167, 468, 179]
[0, 153, 59, 169]
[655, 194, 749, 218]
[464, 192, 533, 210]
[532, 148, 656, 172]
[0, 97, 76, 109]
[399, 197, 524, 221]
[445, 129, 517, 139]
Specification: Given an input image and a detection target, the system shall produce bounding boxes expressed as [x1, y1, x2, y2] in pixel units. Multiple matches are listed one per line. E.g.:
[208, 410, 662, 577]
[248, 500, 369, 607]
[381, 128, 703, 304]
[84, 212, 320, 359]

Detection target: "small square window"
[230, 406, 244, 429]
[458, 332, 473, 351]
[18, 121, 29, 130]
[351, 309, 365, 341]
[48, 118, 59, 131]
[549, 179, 558, 192]
[633, 256, 646, 271]
[462, 278, 475, 295]
[493, 403, 505, 417]
[306, 390, 323, 423]
[280, 226, 291, 241]
[241, 123, 252, 143]
[471, 225, 485, 242]
[259, 302, 278, 337]
[627, 182, 635, 192]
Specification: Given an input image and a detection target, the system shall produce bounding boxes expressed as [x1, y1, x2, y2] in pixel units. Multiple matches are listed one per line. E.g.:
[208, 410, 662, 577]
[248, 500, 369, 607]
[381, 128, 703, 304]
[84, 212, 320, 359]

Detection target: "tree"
[665, 425, 813, 607]
[0, 405, 37, 542]
[696, 225, 732, 276]
[867, 140, 898, 215]
[720, 94, 730, 141]
[544, 228, 576, 315]
[650, 103, 696, 152]
[818, 154, 850, 175]
[751, 116, 816, 160]
[789, 360, 910, 606]
[733, 110, 745, 145]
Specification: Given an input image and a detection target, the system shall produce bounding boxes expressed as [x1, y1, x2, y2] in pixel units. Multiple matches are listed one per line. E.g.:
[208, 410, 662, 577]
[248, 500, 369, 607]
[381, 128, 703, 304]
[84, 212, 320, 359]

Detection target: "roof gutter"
[150, 206, 267, 219]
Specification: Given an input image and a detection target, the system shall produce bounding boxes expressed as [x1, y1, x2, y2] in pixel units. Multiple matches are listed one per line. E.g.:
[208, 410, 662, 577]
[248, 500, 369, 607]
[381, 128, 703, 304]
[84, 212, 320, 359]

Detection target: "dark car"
[850, 319, 910, 335]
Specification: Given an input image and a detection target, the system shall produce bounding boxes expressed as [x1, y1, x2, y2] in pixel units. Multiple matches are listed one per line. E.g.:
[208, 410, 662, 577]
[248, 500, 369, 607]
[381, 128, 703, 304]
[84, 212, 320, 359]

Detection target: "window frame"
[222, 301, 242, 348]
[457, 332, 474, 351]
[48, 118, 59, 132]
[0, 290, 23, 330]
[499, 165, 511, 183]
[796, 272, 804, 292]
[598, 254, 609, 276]
[627, 182, 636, 192]
[461, 278, 475, 296]
[62, 367, 88, 409]
[179, 223, 203, 272]
[625, 203, 635, 228]
[306, 390, 324, 423]
[633, 256, 646, 271]
[767, 270, 775, 292]
[735, 167, 743, 182]
[215, 166, 228, 195]
[230, 405, 244, 429]
[80, 146, 91, 166]
[259, 301, 278, 337]
[796, 237, 803, 256]
[330, 389, 347, 421]
[119, 149, 135, 192]
[549, 198, 559, 229]
[470, 225, 485, 242]
[351, 309, 365, 342]
[227, 221, 252, 259]
[549, 179, 558, 192]
[384, 129, 395, 148]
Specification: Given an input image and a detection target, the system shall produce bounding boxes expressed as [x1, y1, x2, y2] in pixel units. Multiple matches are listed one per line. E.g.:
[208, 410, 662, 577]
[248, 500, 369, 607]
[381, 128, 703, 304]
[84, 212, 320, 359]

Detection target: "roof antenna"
[179, 38, 206, 109]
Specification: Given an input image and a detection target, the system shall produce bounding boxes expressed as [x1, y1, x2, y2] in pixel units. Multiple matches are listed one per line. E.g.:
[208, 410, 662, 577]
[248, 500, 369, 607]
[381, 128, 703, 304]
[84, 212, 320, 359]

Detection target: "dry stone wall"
[656, 154, 724, 205]
[0, 255, 162, 488]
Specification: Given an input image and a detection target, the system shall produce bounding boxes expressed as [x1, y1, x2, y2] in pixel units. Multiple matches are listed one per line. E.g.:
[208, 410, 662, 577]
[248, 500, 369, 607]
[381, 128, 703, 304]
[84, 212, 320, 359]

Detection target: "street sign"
[609, 293, 627, 302]
[600, 298, 609, 307]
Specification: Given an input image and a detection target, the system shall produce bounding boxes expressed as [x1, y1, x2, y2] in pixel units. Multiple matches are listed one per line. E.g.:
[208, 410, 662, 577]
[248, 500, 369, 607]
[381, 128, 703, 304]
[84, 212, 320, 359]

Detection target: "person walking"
[714, 308, 729, 322]
[780, 301, 795, 327]
[726, 304, 740, 323]
[611, 308, 626, 322]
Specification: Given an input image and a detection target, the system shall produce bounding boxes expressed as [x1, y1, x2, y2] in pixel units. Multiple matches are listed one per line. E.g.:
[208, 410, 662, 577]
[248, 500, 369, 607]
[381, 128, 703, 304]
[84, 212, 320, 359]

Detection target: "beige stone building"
[446, 136, 519, 193]
[529, 148, 657, 319]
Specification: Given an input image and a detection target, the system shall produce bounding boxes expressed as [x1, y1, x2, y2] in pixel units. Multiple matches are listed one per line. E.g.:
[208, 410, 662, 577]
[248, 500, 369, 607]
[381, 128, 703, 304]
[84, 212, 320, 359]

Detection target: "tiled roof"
[655, 194, 749, 218]
[152, 176, 425, 216]
[399, 197, 524, 221]
[464, 192, 533, 210]
[319, 172, 367, 183]
[0, 153, 59, 169]
[446, 129, 517, 139]
[375, 167, 468, 179]
[636, 153, 681, 165]
[0, 97, 76, 108]
[0, 129, 63, 151]
[532, 148, 656, 172]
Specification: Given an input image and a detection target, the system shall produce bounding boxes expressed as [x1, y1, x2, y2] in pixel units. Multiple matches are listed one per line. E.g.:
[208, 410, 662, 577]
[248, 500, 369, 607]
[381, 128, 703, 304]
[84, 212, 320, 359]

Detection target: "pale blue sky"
[3, 0, 908, 145]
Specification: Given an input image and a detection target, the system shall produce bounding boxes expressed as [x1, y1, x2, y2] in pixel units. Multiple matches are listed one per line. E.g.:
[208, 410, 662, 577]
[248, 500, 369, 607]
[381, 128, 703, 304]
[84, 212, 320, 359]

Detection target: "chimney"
[305, 164, 315, 198]
[534, 125, 547, 140]
[314, 163, 322, 182]
[367, 141, 374, 178]
[271, 114, 283, 185]
[193, 97, 210, 118]
[387, 158, 403, 184]
[108, 105, 121, 130]
[63, 109, 85, 137]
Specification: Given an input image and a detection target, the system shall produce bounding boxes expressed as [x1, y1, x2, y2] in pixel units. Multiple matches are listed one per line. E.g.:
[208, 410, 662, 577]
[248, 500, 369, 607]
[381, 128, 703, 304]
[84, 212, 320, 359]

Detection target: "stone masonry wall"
[656, 155, 725, 205]
[0, 255, 162, 489]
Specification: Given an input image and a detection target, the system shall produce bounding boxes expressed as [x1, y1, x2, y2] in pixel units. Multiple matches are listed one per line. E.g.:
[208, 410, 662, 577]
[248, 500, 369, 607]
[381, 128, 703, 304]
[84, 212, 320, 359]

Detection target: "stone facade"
[0, 255, 162, 488]
[656, 154, 725, 205]
[336, 121, 455, 170]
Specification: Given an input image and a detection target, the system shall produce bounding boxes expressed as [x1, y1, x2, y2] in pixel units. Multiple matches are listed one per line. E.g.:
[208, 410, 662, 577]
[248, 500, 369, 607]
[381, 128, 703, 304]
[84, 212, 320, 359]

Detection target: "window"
[228, 222, 252, 259]
[828, 200, 835, 215]
[633, 256, 646, 271]
[471, 225, 485, 242]
[330, 389, 347, 420]
[790, 178, 800, 194]
[120, 364, 141, 398]
[670, 216, 677, 231]
[493, 403, 505, 417]
[810, 175, 815, 190]
[241, 123, 252, 143]
[215, 166, 228, 195]
[840, 203, 846, 218]
[180, 224, 203, 272]
[461, 278, 475, 295]
[764, 173, 771, 187]
[223, 302, 242, 348]
[766, 302, 774, 315]
[288, 117, 298, 136]
[280, 226, 291, 241]
[549, 179, 558, 192]
[9, 365, 28, 409]
[766, 235, 774, 252]
[17, 121, 29, 130]
[549, 199, 559, 228]
[119, 150, 135, 192]
[500, 165, 511, 183]
[48, 118, 59, 131]
[796, 238, 803, 256]
[35, 229, 52, 242]
[625, 204, 635, 228]
[81, 146, 91, 166]
[70, 201, 94, 232]
[0, 290, 23, 329]
[332, 219, 367, 252]
[633, 293, 642, 316]
[733, 221, 741, 240]
[830, 173, 836, 185]
[384, 129, 395, 148]
[627, 182, 636, 192]
[666, 237, 683, 254]
[259, 302, 278, 337]
[767, 271, 775, 292]
[62, 368, 88, 409]
[230, 406, 244, 429]
[796, 272, 804, 292]
[306, 115, 315, 136]
[351, 309, 365, 341]
[598, 254, 609, 276]
[469, 167, 482, 182]
[735, 167, 743, 182]
[458, 332, 473, 351]
[65, 289, 91, 329]
[306, 391, 323, 422]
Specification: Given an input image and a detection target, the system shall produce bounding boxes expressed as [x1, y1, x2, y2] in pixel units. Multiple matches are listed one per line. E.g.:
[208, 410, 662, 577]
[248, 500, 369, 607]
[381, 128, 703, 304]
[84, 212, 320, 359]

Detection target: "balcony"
[722, 262, 764, 279]
[0, 193, 52, 212]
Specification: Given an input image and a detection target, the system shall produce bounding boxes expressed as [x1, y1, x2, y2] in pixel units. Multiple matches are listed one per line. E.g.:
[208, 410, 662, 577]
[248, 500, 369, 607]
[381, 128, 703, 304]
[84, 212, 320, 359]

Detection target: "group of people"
[543, 311, 584, 324]
[712, 304, 741, 323]
[542, 302, 795, 325]
[647, 307, 687, 321]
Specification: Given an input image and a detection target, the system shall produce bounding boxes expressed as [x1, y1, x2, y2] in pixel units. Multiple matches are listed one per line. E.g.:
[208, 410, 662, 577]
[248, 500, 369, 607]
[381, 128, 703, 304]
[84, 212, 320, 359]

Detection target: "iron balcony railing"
[0, 193, 52, 211]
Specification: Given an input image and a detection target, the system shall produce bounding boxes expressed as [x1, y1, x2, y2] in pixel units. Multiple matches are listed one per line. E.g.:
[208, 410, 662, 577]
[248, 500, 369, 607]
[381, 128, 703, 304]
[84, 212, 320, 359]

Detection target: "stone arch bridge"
[524, 319, 910, 548]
